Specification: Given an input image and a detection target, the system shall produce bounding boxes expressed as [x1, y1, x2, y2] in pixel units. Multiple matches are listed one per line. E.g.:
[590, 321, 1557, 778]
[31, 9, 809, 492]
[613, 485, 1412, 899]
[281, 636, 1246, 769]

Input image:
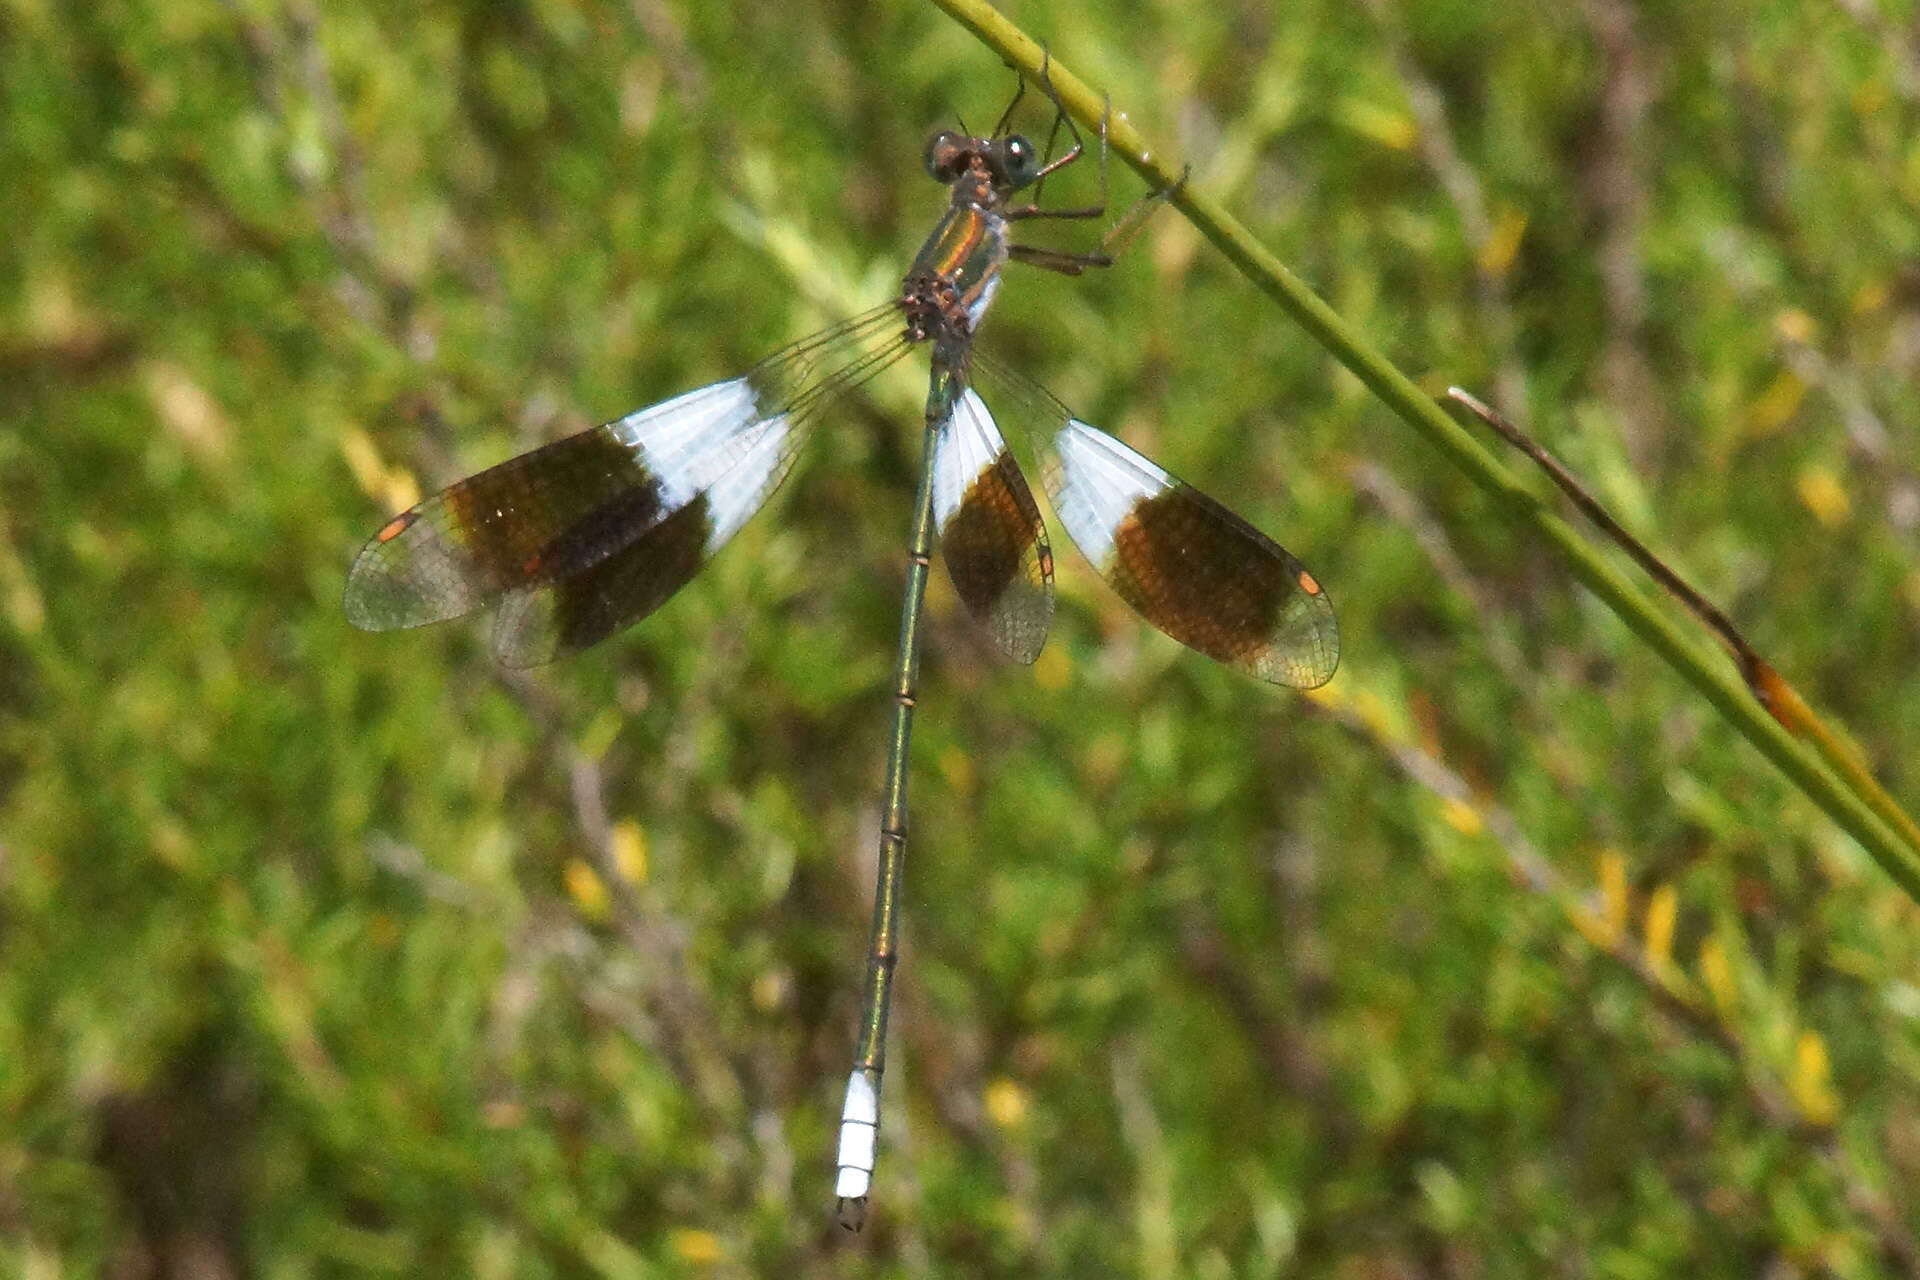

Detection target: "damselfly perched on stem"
[344, 63, 1338, 1231]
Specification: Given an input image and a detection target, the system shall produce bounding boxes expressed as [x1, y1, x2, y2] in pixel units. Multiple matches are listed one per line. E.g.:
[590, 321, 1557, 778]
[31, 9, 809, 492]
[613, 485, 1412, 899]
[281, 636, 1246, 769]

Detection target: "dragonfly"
[344, 68, 1339, 1231]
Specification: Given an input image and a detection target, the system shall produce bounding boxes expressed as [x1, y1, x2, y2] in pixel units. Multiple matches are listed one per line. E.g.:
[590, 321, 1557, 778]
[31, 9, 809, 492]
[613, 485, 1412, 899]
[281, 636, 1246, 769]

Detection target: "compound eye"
[1002, 135, 1041, 187]
[924, 131, 968, 181]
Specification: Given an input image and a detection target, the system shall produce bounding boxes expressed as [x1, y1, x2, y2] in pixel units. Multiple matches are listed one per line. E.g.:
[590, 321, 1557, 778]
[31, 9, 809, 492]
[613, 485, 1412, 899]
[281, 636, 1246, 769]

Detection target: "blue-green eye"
[1002, 135, 1041, 187]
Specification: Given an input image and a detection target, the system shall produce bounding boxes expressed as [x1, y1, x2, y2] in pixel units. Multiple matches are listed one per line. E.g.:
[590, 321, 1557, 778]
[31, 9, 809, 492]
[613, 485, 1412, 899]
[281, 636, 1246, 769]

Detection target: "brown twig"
[1445, 386, 1920, 861]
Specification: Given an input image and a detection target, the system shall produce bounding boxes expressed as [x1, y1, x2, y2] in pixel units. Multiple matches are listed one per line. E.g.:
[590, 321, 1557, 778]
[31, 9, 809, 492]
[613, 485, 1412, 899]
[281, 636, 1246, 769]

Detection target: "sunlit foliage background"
[6, 0, 1920, 1274]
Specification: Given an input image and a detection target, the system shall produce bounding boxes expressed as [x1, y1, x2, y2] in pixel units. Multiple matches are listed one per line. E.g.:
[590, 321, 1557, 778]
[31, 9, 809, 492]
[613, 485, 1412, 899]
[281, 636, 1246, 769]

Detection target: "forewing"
[344, 304, 909, 664]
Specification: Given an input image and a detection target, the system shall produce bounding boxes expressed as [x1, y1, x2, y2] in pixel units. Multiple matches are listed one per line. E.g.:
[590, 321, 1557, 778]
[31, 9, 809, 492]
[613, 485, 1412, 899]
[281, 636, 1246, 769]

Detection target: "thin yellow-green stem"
[927, 0, 1920, 904]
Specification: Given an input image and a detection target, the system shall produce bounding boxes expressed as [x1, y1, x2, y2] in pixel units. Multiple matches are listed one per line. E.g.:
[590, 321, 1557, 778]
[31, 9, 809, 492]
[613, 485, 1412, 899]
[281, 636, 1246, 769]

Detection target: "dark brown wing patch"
[941, 446, 1053, 664]
[345, 428, 655, 632]
[491, 493, 715, 667]
[1110, 487, 1335, 686]
[933, 389, 1054, 664]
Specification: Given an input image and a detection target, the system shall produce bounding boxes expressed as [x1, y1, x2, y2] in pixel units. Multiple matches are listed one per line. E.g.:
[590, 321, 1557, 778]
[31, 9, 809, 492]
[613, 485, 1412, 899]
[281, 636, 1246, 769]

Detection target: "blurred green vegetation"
[6, 0, 1920, 1274]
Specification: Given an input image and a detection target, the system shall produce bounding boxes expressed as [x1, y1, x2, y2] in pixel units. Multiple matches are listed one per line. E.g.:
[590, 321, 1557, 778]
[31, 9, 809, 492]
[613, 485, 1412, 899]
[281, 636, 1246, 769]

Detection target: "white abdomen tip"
[835, 1068, 879, 1200]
